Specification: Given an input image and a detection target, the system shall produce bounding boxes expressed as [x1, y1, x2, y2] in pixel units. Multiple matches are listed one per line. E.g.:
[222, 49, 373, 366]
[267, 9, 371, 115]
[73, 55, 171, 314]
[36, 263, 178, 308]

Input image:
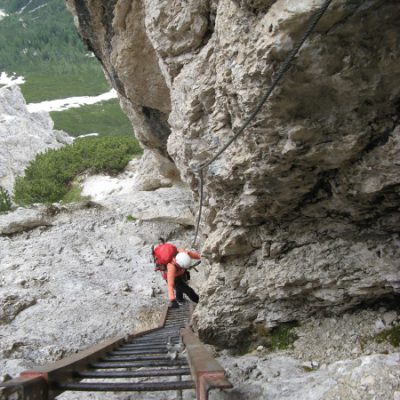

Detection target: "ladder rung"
[134, 333, 180, 338]
[90, 359, 188, 368]
[127, 339, 179, 346]
[132, 336, 179, 342]
[102, 355, 169, 362]
[77, 368, 192, 379]
[55, 380, 195, 392]
[118, 345, 169, 351]
[110, 349, 168, 355]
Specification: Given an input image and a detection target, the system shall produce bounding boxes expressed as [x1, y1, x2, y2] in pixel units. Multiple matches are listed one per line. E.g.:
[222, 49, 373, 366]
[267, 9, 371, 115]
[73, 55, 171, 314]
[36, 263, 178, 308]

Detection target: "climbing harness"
[191, 0, 333, 247]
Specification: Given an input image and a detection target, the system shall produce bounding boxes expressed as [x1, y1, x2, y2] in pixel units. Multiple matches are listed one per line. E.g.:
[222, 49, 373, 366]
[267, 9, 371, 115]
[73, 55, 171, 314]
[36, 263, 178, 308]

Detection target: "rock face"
[0, 86, 72, 194]
[215, 352, 400, 400]
[66, 0, 400, 346]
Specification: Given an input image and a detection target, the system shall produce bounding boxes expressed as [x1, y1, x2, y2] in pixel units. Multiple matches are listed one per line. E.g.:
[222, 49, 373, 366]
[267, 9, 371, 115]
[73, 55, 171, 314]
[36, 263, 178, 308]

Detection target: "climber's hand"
[169, 300, 179, 309]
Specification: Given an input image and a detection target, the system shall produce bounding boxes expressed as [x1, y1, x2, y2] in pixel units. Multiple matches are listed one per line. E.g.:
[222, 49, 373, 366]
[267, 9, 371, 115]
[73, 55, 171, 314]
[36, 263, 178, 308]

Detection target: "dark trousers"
[175, 276, 199, 303]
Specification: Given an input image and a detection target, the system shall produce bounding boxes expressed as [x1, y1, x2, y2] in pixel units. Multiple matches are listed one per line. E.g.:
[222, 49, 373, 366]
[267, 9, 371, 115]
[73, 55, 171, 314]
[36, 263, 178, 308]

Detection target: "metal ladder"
[55, 303, 195, 394]
[0, 302, 232, 400]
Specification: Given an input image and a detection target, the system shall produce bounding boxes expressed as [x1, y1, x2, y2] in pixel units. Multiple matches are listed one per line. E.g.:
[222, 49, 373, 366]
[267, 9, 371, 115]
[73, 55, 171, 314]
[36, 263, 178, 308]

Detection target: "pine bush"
[0, 186, 12, 212]
[13, 136, 142, 206]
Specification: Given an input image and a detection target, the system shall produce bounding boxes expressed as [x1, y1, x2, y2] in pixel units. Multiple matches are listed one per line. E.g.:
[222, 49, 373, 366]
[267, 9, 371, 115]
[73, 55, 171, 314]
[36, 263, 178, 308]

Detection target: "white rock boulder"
[0, 85, 72, 194]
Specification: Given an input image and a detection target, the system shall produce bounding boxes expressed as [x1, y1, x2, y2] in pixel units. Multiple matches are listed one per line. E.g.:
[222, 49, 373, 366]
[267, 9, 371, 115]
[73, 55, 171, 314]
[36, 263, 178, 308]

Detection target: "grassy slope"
[51, 99, 133, 137]
[21, 67, 109, 104]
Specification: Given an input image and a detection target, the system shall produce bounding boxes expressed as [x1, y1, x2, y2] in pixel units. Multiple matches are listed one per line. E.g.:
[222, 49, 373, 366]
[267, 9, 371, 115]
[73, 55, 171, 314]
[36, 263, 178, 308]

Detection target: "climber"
[152, 239, 200, 308]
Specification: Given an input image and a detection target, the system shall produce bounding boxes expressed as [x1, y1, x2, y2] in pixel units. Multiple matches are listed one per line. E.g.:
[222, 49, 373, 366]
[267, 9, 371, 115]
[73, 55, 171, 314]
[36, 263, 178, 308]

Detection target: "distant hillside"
[0, 0, 134, 137]
[0, 0, 91, 70]
[0, 0, 109, 102]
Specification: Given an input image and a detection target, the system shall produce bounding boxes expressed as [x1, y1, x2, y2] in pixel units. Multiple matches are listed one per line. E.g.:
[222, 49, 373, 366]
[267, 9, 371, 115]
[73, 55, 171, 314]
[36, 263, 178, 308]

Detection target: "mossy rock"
[270, 321, 299, 350]
[236, 321, 299, 355]
[375, 325, 400, 347]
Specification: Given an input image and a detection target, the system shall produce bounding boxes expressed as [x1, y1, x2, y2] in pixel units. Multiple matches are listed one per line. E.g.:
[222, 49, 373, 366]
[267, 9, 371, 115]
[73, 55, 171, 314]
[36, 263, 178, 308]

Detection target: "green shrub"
[0, 186, 12, 212]
[62, 185, 89, 204]
[13, 136, 142, 206]
[234, 321, 299, 355]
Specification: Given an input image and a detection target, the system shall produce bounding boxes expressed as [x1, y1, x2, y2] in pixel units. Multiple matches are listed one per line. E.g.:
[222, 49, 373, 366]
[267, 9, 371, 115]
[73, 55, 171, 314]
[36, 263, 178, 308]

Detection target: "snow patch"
[28, 3, 48, 14]
[18, 0, 33, 14]
[26, 89, 118, 113]
[82, 173, 137, 201]
[0, 72, 26, 87]
[0, 115, 16, 123]
[0, 9, 8, 20]
[81, 159, 140, 201]
[75, 133, 99, 139]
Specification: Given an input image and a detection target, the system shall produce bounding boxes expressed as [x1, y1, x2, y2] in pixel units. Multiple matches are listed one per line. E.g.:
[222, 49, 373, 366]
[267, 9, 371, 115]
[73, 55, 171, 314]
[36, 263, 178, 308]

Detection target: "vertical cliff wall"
[66, 0, 400, 346]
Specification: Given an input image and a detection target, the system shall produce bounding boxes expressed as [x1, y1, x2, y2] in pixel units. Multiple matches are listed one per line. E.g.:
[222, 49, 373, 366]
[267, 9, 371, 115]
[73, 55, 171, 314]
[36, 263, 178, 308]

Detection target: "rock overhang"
[65, 0, 400, 346]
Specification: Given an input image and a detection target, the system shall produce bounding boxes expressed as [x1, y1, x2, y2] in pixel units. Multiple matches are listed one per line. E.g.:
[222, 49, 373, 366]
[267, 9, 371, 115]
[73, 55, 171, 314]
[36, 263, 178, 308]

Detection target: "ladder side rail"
[181, 327, 233, 400]
[0, 305, 170, 399]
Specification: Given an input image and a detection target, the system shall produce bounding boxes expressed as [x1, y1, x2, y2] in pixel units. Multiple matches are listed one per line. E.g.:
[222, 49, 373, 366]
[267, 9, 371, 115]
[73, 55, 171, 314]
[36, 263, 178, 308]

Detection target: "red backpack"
[153, 243, 177, 266]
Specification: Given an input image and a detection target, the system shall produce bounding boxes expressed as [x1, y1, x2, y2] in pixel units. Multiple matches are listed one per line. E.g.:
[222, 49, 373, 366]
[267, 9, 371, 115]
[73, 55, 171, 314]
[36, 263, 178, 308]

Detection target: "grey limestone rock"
[0, 86, 72, 194]
[134, 149, 181, 191]
[0, 206, 51, 235]
[215, 352, 400, 400]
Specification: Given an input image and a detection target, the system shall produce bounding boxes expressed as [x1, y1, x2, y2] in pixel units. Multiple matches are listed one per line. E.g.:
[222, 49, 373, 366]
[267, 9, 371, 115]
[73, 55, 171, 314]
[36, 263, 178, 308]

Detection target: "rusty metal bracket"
[0, 376, 48, 400]
[181, 327, 233, 400]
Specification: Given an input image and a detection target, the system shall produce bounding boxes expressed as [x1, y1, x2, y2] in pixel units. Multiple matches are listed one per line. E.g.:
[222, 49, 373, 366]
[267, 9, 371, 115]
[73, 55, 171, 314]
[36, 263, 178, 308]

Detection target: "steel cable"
[192, 0, 333, 247]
